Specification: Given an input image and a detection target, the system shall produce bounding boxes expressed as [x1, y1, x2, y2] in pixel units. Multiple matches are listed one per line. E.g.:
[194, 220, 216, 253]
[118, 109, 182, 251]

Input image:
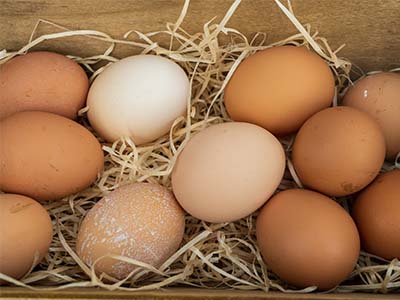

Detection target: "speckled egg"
[76, 183, 185, 279]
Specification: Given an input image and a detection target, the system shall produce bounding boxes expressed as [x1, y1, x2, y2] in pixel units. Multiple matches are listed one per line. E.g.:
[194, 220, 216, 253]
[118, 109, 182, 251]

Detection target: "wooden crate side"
[1, 0, 399, 71]
[0, 288, 399, 300]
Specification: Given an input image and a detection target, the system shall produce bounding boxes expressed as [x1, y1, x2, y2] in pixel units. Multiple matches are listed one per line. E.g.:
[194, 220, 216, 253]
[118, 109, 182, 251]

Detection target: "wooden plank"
[1, 0, 399, 72]
[0, 288, 399, 300]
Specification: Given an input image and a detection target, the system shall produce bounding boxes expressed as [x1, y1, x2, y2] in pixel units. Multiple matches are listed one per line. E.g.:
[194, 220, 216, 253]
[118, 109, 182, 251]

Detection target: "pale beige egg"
[172, 122, 286, 223]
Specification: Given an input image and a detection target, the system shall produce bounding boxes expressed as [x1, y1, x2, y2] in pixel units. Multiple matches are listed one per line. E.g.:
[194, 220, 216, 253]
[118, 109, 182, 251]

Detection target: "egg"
[0, 111, 104, 201]
[256, 189, 360, 290]
[352, 170, 400, 259]
[76, 183, 185, 279]
[171, 122, 285, 223]
[87, 55, 189, 145]
[0, 51, 89, 120]
[224, 46, 335, 136]
[292, 107, 386, 196]
[0, 193, 52, 282]
[342, 72, 400, 160]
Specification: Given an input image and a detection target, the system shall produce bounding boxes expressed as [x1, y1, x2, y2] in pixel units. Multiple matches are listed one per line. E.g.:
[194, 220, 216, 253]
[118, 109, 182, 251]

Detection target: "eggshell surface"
[0, 193, 52, 281]
[256, 189, 360, 290]
[352, 170, 400, 259]
[0, 111, 104, 201]
[224, 46, 335, 136]
[76, 183, 185, 279]
[292, 107, 386, 196]
[87, 55, 189, 145]
[0, 51, 89, 120]
[342, 72, 400, 160]
[171, 122, 286, 223]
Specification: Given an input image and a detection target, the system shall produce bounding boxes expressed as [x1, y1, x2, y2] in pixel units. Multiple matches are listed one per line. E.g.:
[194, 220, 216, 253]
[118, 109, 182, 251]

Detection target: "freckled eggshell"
[256, 189, 360, 290]
[342, 72, 400, 160]
[0, 193, 52, 281]
[292, 106, 386, 196]
[0, 51, 89, 120]
[352, 170, 400, 259]
[171, 122, 286, 223]
[0, 111, 104, 201]
[87, 55, 189, 145]
[76, 183, 185, 279]
[224, 46, 335, 136]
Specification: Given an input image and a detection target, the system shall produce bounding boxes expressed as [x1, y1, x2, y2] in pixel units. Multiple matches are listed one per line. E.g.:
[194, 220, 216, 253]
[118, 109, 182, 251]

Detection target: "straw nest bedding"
[1, 0, 399, 293]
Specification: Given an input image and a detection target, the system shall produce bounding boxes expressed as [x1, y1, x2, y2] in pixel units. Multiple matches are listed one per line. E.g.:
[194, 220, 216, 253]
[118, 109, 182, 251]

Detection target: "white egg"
[87, 55, 189, 145]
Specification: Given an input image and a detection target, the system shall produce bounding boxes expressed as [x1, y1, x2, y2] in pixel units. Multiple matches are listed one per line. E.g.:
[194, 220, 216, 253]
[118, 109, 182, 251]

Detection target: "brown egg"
[292, 107, 386, 196]
[0, 51, 89, 120]
[342, 72, 400, 160]
[171, 122, 286, 223]
[76, 183, 185, 279]
[0, 193, 52, 282]
[256, 189, 360, 290]
[0, 111, 104, 201]
[352, 170, 400, 259]
[224, 46, 335, 136]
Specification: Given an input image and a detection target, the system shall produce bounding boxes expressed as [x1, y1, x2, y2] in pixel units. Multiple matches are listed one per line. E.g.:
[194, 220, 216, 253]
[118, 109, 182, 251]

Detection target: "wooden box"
[0, 0, 399, 299]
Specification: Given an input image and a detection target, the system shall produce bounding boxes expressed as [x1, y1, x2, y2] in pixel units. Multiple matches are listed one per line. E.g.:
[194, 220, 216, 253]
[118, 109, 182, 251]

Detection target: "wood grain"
[1, 0, 399, 72]
[0, 288, 399, 300]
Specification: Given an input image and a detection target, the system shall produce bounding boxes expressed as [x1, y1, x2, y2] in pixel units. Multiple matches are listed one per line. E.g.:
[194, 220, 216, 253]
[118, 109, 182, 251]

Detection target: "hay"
[0, 0, 399, 293]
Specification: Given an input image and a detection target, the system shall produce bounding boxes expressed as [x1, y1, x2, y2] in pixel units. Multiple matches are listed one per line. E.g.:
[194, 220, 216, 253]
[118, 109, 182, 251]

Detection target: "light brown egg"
[0, 111, 104, 201]
[0, 51, 89, 120]
[0, 193, 52, 282]
[342, 72, 400, 160]
[224, 46, 335, 136]
[292, 107, 386, 196]
[256, 189, 360, 290]
[352, 170, 400, 259]
[76, 183, 185, 279]
[171, 122, 286, 223]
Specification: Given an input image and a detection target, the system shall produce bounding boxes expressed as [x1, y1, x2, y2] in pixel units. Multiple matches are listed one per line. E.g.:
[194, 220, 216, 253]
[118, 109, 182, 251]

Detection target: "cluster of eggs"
[0, 52, 189, 282]
[0, 46, 399, 290]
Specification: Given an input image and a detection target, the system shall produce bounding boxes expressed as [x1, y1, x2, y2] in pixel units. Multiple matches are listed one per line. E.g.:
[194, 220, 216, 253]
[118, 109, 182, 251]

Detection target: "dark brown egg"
[256, 189, 360, 290]
[352, 170, 400, 259]
[292, 106, 386, 196]
[224, 46, 335, 136]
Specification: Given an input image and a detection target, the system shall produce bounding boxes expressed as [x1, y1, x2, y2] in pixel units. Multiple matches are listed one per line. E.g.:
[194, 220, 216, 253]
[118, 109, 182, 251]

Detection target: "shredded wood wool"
[1, 0, 399, 293]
